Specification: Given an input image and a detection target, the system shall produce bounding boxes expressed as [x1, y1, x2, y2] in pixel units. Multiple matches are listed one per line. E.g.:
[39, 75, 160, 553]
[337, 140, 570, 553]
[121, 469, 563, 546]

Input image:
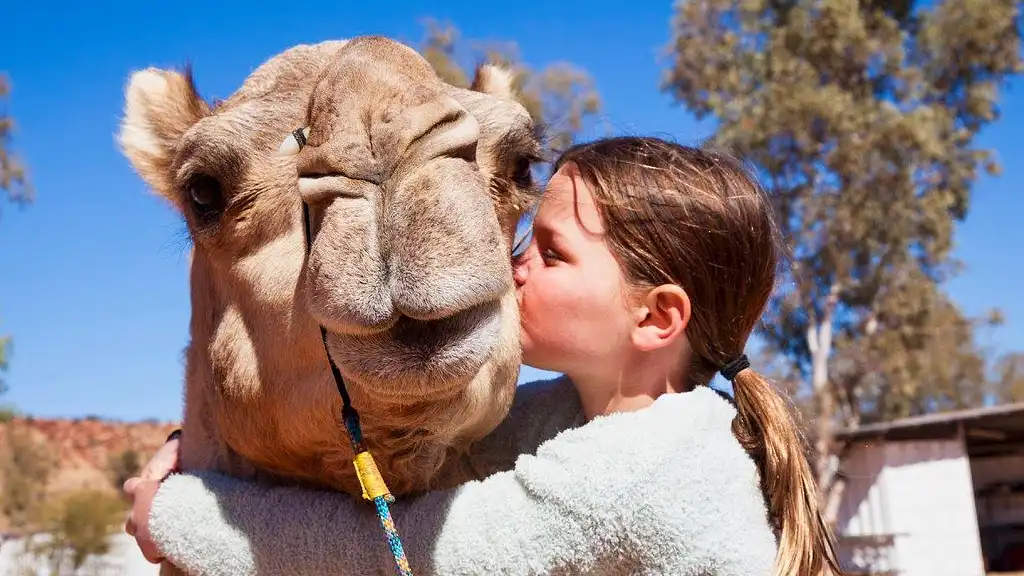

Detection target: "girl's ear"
[630, 284, 691, 352]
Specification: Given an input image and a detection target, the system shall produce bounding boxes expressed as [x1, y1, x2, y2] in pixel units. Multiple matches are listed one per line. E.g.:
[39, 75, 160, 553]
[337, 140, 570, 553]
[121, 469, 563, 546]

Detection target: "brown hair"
[553, 136, 841, 576]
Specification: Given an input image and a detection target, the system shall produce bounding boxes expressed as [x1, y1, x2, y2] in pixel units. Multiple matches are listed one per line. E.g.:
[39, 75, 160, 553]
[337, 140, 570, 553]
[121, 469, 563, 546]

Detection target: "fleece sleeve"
[150, 431, 615, 575]
[149, 376, 591, 575]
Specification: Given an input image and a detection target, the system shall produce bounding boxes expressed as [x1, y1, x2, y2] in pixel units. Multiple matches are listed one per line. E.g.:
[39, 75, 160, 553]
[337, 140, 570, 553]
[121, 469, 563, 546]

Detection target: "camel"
[117, 35, 542, 512]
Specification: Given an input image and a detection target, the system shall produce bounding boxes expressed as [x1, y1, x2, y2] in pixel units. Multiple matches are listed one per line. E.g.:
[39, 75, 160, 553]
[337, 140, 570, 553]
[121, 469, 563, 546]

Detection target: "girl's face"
[513, 163, 636, 377]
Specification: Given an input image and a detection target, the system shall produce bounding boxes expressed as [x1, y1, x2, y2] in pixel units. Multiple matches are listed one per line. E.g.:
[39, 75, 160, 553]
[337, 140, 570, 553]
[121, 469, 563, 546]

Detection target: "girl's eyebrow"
[533, 219, 570, 247]
[531, 216, 553, 235]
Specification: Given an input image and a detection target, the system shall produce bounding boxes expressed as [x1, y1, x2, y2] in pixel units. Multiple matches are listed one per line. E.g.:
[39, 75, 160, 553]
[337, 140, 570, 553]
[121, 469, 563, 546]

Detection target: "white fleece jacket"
[148, 378, 777, 575]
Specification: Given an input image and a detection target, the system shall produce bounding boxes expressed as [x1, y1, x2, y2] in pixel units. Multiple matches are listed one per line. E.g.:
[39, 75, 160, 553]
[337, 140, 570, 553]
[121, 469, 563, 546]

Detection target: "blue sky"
[1, 1, 1021, 422]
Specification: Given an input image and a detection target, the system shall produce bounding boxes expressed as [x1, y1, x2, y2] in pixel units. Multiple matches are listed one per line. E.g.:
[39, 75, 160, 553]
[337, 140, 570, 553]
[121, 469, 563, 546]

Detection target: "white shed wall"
[838, 438, 986, 576]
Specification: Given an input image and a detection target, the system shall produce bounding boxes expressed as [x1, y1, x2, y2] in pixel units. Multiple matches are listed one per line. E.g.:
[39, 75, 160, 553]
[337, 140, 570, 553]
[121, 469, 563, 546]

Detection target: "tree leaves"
[417, 19, 602, 158]
[0, 333, 9, 397]
[1, 73, 31, 216]
[663, 0, 1022, 437]
[0, 72, 30, 399]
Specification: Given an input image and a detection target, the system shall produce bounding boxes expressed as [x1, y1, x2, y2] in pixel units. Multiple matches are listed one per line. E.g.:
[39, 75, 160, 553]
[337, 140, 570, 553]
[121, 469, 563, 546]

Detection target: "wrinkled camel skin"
[118, 36, 542, 572]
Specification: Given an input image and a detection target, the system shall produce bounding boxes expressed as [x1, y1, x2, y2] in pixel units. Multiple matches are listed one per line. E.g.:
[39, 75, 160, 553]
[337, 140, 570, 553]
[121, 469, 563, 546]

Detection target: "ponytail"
[729, 366, 842, 576]
[556, 137, 839, 571]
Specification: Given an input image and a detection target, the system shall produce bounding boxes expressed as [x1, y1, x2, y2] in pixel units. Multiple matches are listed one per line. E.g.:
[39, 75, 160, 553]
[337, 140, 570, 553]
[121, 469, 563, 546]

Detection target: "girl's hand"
[123, 432, 181, 564]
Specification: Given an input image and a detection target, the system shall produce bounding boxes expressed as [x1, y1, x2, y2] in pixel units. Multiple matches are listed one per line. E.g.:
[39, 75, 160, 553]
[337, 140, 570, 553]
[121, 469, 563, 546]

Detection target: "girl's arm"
[151, 402, 615, 576]
[150, 409, 598, 575]
[151, 458, 581, 576]
[148, 376, 587, 574]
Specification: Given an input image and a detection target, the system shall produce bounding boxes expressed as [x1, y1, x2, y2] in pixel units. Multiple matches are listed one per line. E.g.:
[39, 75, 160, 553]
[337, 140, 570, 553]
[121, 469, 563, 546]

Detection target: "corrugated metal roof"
[836, 401, 1024, 441]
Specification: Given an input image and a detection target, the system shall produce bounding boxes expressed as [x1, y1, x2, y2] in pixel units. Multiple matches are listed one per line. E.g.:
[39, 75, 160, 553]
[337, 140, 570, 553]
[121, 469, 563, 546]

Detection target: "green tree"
[1, 73, 30, 209]
[416, 19, 603, 157]
[993, 351, 1024, 403]
[663, 0, 1022, 494]
[829, 286, 1004, 424]
[1, 72, 32, 398]
[0, 334, 10, 397]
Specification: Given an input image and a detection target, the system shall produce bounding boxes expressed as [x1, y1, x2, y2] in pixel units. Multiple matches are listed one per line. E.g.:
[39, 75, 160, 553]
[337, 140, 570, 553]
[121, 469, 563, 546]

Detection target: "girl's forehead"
[537, 169, 604, 233]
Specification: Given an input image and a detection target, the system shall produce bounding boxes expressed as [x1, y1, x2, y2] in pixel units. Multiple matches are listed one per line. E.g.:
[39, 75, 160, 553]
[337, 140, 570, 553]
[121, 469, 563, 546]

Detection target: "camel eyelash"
[488, 173, 541, 217]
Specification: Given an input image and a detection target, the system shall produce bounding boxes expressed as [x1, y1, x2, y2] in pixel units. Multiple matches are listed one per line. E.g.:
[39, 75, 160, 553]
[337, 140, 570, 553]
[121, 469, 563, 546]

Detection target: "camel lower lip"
[323, 299, 503, 387]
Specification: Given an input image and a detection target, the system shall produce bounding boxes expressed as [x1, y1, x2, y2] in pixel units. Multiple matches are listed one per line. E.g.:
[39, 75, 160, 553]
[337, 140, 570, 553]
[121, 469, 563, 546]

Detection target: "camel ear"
[469, 64, 517, 100]
[118, 66, 210, 208]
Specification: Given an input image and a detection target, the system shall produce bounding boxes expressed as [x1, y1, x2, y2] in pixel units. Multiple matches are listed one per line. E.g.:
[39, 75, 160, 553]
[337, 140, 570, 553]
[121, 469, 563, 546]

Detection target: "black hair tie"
[720, 354, 750, 381]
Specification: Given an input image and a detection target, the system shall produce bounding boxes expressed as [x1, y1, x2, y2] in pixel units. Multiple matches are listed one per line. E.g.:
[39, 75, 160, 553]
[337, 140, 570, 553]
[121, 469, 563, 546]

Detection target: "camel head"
[117, 37, 540, 490]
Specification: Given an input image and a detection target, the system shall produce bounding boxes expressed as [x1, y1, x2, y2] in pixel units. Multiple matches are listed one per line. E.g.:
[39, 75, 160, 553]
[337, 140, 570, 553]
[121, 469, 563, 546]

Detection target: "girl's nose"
[513, 253, 530, 287]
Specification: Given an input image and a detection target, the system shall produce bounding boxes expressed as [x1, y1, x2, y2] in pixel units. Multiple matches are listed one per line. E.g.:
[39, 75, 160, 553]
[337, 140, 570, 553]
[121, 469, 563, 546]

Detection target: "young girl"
[124, 136, 840, 575]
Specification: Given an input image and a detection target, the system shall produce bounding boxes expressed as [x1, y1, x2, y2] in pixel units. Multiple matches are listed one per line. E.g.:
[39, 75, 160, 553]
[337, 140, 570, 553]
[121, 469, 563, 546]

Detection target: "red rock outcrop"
[0, 416, 179, 530]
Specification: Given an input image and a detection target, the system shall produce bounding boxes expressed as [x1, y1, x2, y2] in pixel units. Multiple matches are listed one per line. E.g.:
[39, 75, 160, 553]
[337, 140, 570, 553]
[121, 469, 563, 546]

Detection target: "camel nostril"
[298, 174, 371, 204]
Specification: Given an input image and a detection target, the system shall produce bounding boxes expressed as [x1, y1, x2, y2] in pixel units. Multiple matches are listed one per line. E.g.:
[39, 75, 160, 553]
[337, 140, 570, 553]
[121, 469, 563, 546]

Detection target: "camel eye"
[187, 173, 225, 220]
[512, 156, 533, 188]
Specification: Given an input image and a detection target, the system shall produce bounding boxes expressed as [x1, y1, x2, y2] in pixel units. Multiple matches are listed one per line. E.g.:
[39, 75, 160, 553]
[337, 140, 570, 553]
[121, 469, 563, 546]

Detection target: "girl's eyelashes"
[541, 248, 562, 264]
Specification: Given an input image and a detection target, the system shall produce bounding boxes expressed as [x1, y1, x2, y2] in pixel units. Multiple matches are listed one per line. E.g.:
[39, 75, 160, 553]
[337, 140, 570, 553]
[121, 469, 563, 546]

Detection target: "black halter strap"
[300, 186, 413, 576]
[301, 201, 365, 453]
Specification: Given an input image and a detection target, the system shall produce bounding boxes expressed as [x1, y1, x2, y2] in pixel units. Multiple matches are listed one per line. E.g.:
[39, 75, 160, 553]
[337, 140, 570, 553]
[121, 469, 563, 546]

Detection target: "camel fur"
[118, 36, 543, 515]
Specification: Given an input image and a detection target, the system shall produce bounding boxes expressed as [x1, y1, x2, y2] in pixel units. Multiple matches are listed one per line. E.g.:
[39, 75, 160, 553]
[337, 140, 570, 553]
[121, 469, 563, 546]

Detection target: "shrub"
[107, 448, 141, 491]
[0, 404, 18, 423]
[33, 489, 126, 573]
[0, 426, 53, 533]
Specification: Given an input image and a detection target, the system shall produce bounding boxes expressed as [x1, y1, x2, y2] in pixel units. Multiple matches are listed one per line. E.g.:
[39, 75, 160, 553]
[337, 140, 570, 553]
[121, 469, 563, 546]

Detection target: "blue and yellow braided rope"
[353, 450, 413, 575]
[374, 495, 414, 575]
[339, 402, 413, 576]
